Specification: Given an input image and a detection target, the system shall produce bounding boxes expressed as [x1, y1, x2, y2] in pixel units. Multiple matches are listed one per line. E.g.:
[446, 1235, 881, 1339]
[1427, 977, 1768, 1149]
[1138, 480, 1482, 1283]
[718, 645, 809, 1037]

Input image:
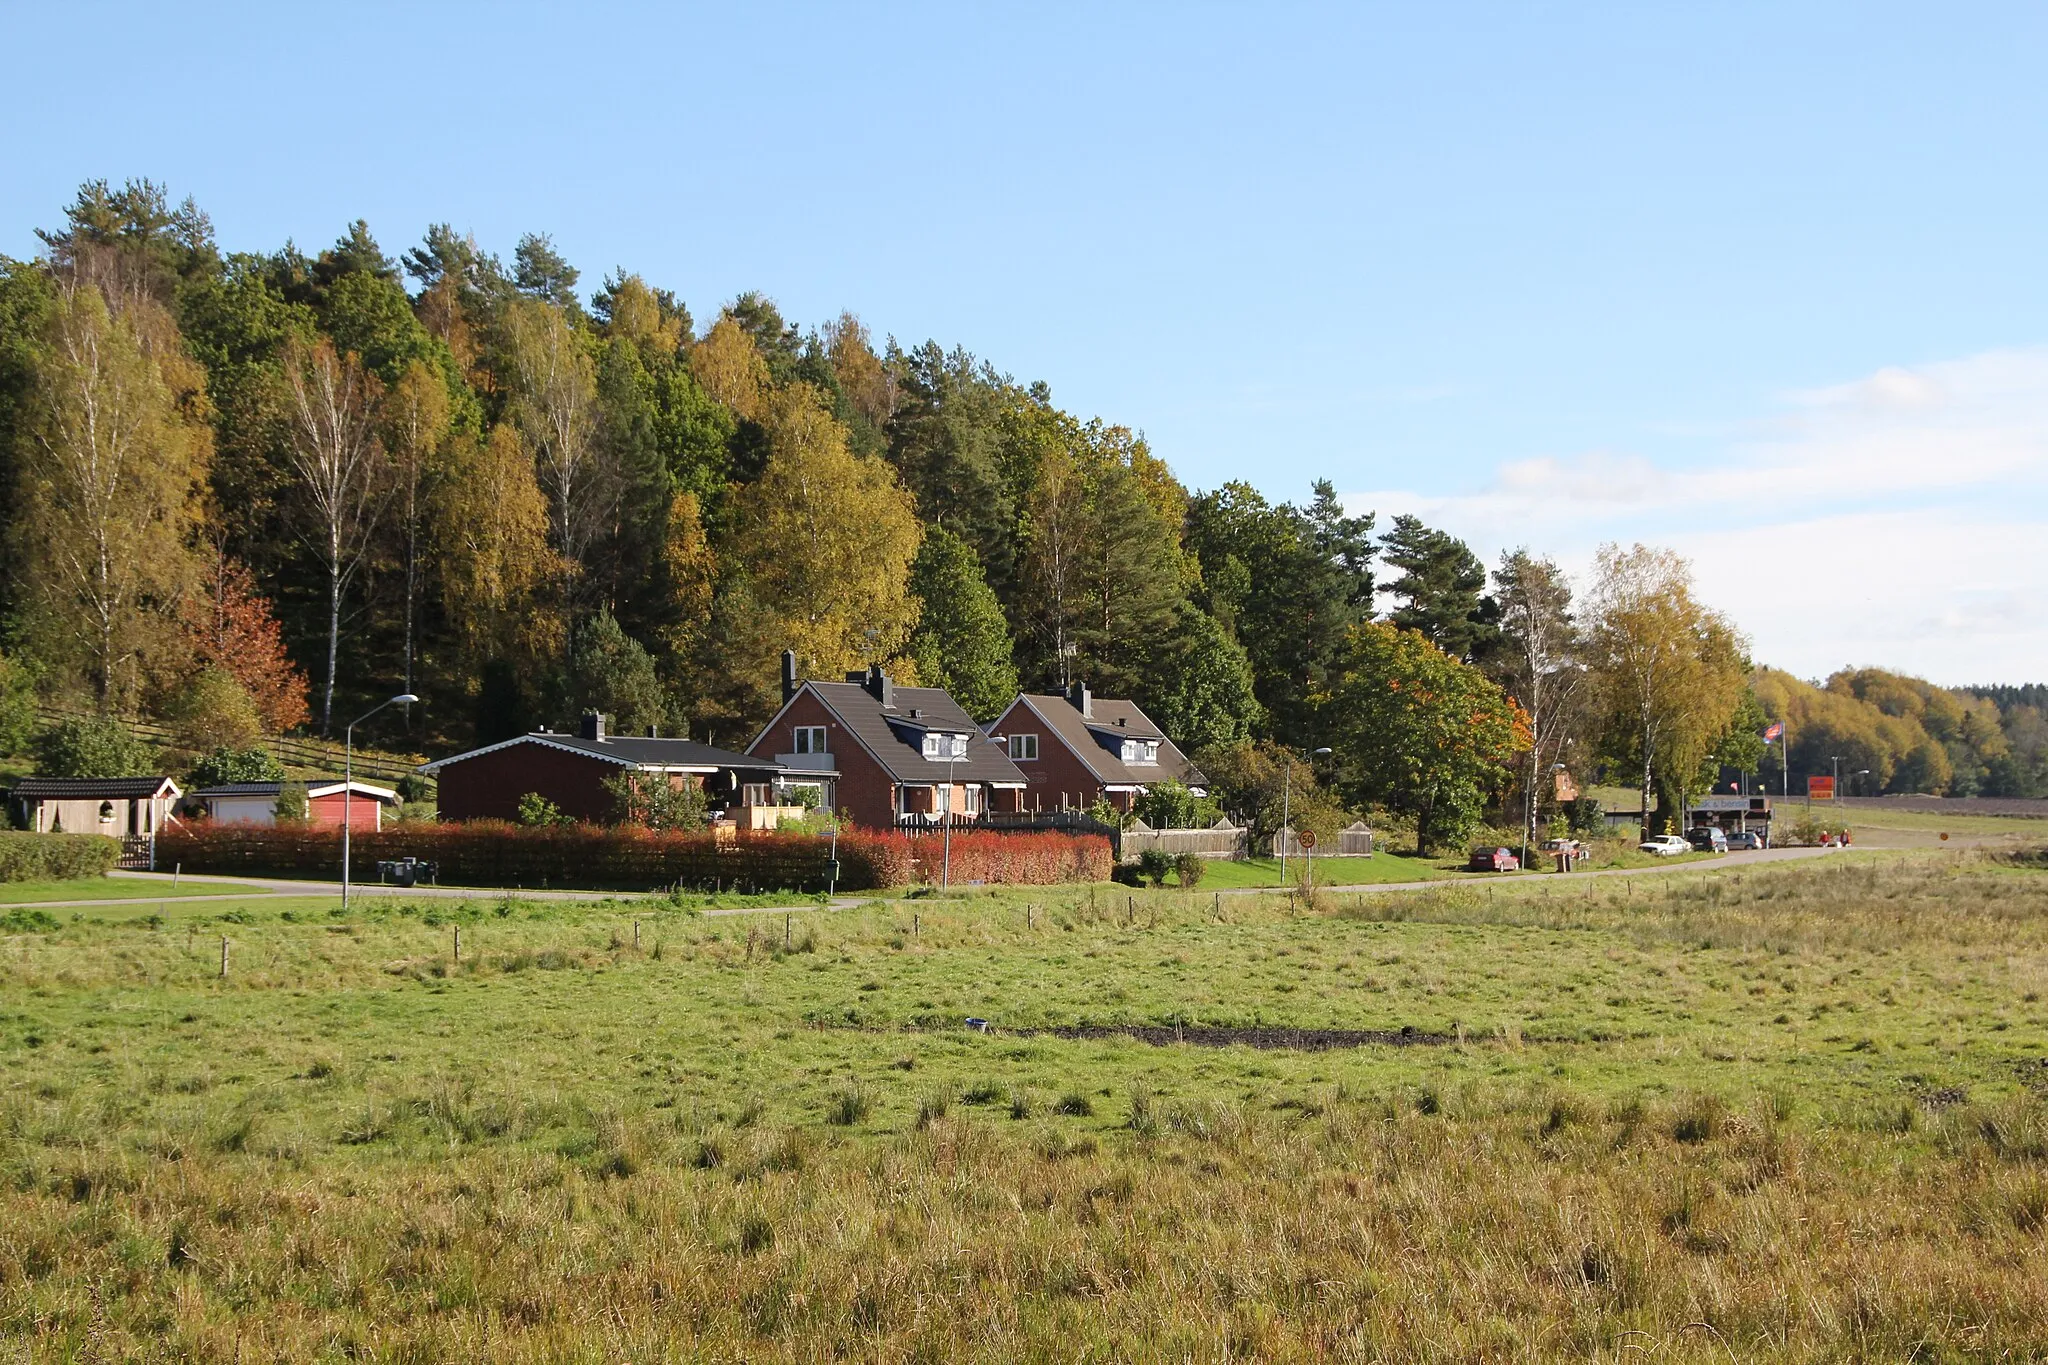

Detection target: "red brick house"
[744, 656, 1028, 830]
[420, 714, 789, 824]
[987, 682, 1208, 814]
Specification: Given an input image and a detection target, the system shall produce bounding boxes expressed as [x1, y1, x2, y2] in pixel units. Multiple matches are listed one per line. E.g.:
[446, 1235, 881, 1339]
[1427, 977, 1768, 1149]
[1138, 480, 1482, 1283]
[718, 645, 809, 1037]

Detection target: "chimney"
[781, 649, 798, 704]
[866, 663, 893, 710]
[1067, 680, 1091, 718]
[581, 712, 606, 742]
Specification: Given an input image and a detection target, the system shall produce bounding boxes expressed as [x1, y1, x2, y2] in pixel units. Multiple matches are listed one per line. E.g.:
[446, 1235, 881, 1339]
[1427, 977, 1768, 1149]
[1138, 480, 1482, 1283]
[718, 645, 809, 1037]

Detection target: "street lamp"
[1280, 746, 1333, 884]
[344, 693, 418, 909]
[940, 730, 968, 891]
[1830, 755, 1844, 802]
[1855, 768, 1871, 797]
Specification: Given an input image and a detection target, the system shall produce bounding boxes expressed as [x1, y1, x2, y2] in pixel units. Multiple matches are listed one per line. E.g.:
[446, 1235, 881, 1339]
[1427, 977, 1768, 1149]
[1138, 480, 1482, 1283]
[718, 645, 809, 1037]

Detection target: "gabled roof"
[419, 732, 785, 776]
[9, 776, 181, 800]
[1001, 694, 1206, 789]
[758, 680, 1028, 787]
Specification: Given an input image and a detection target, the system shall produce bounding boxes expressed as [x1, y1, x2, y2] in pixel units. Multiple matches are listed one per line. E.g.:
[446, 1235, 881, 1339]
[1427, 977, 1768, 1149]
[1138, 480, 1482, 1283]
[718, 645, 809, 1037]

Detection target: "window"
[794, 725, 827, 754]
[1121, 739, 1160, 765]
[741, 783, 774, 806]
[921, 732, 967, 760]
[1008, 733, 1039, 761]
[961, 785, 980, 814]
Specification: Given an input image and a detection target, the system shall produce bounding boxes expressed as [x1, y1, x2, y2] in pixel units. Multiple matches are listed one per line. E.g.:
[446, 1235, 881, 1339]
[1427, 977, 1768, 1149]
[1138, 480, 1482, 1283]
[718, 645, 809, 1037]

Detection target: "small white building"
[194, 778, 401, 830]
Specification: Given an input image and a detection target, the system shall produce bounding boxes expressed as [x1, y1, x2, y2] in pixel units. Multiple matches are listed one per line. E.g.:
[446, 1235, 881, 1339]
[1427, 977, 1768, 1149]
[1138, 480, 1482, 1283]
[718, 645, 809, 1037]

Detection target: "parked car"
[1468, 846, 1521, 872]
[1686, 826, 1729, 853]
[1639, 834, 1691, 857]
[1727, 830, 1765, 851]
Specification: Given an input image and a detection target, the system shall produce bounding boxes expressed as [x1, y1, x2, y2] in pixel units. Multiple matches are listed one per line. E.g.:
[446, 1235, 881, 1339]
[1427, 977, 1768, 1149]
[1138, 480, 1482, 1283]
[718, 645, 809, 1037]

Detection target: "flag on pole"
[1762, 722, 1784, 742]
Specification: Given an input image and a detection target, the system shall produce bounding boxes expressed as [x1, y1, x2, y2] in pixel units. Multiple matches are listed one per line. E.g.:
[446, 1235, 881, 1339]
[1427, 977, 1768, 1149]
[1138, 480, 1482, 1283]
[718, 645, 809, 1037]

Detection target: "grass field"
[5, 852, 2048, 1358]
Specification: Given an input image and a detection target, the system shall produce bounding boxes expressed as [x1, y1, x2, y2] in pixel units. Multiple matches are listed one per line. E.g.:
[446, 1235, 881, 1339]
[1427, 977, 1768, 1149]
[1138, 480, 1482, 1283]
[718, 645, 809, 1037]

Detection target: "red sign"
[1807, 776, 1836, 800]
[1297, 830, 1317, 850]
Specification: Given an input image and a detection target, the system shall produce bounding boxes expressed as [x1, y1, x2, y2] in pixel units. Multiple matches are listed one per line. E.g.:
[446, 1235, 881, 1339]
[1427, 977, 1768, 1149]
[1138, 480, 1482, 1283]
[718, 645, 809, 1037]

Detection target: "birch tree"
[1495, 549, 1582, 851]
[504, 297, 605, 597]
[380, 359, 451, 697]
[282, 336, 387, 734]
[15, 282, 204, 708]
[1586, 544, 1748, 838]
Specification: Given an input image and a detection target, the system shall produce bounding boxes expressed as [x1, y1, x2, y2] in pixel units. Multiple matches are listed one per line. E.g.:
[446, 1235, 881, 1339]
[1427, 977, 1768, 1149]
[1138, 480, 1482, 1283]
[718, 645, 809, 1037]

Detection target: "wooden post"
[453, 925, 460, 963]
[1127, 895, 1134, 926]
[218, 937, 229, 978]
[633, 919, 641, 951]
[173, 862, 181, 890]
[1026, 903, 1033, 931]
[913, 912, 920, 938]
[784, 913, 791, 951]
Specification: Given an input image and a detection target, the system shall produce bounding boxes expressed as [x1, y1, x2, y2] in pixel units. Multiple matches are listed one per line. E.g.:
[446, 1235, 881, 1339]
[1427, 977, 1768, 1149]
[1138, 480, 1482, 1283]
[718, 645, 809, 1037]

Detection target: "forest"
[1, 180, 2045, 848]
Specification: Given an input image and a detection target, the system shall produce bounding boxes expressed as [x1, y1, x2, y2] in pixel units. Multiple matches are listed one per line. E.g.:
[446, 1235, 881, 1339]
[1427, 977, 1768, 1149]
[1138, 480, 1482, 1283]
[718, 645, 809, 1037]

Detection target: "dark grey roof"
[806, 681, 1028, 786]
[10, 776, 179, 799]
[196, 779, 398, 802]
[420, 732, 785, 775]
[1004, 694, 1207, 788]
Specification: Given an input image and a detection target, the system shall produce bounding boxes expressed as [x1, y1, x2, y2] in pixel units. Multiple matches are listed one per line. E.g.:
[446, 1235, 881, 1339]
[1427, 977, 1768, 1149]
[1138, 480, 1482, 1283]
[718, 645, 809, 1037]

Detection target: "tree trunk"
[322, 557, 340, 738]
[1640, 713, 1655, 842]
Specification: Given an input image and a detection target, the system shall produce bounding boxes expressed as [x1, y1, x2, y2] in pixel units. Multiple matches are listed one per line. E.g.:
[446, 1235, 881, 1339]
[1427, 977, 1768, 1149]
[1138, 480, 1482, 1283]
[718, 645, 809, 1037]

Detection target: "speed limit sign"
[1297, 830, 1317, 850]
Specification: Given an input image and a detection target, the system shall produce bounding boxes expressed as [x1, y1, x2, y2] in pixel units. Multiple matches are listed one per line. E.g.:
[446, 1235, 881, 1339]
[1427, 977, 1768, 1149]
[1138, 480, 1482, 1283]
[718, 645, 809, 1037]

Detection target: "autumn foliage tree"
[1329, 622, 1529, 855]
[181, 550, 310, 732]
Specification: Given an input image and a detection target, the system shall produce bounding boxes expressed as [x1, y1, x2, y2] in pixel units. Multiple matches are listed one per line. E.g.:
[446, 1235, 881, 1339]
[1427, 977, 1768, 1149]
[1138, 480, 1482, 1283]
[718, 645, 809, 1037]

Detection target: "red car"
[1467, 846, 1520, 872]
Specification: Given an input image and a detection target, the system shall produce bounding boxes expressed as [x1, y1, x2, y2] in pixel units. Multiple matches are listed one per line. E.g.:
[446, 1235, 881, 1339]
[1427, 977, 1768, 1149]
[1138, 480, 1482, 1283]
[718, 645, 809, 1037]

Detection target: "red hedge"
[155, 822, 1100, 892]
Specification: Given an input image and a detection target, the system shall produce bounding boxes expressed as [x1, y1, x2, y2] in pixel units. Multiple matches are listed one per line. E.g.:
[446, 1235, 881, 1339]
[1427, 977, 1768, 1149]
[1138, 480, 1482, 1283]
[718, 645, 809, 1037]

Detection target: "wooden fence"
[1121, 818, 1246, 862]
[1272, 822, 1374, 858]
[33, 705, 427, 786]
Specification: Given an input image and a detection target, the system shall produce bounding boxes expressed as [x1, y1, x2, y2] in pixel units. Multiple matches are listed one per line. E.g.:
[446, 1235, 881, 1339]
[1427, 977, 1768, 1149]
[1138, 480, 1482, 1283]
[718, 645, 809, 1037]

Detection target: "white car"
[1639, 835, 1691, 857]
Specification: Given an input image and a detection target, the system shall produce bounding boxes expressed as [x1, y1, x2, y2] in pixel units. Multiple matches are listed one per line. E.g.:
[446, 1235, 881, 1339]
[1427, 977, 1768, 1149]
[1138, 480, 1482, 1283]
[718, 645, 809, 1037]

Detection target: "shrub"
[34, 717, 154, 778]
[516, 792, 569, 827]
[165, 668, 264, 754]
[1137, 848, 1173, 887]
[189, 745, 284, 787]
[1174, 853, 1207, 888]
[274, 781, 308, 823]
[893, 830, 1112, 886]
[1133, 778, 1220, 830]
[0, 831, 120, 882]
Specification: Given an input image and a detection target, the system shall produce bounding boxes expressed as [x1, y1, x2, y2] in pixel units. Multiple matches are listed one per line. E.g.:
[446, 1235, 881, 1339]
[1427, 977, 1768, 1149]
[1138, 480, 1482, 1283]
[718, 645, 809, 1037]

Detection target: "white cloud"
[1342, 348, 2048, 685]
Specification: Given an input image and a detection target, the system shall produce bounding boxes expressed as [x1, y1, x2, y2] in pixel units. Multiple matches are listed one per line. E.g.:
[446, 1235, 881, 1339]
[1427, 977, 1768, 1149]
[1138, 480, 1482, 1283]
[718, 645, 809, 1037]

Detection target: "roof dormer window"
[1121, 739, 1160, 766]
[922, 732, 968, 760]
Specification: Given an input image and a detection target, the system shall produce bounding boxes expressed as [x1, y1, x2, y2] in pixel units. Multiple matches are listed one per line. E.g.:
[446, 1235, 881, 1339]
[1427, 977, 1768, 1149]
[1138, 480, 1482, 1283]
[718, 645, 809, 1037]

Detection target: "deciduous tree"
[282, 336, 388, 734]
[14, 283, 206, 709]
[908, 525, 1018, 720]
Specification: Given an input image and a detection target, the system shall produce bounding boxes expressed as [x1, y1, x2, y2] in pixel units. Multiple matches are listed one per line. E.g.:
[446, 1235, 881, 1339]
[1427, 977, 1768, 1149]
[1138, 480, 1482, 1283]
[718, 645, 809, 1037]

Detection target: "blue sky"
[6, 2, 2046, 683]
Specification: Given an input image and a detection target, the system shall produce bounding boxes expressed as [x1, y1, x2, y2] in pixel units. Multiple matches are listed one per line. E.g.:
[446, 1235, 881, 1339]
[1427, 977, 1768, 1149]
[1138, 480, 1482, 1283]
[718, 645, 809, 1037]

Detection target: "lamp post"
[1830, 755, 1843, 803]
[344, 693, 418, 910]
[1280, 746, 1332, 884]
[1855, 768, 1871, 797]
[941, 732, 964, 891]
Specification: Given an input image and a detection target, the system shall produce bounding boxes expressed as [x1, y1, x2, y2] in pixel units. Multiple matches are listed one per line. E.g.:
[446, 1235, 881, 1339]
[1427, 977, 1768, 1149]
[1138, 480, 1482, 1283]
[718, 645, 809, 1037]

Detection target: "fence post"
[219, 937, 229, 978]
[453, 925, 460, 964]
[633, 919, 641, 951]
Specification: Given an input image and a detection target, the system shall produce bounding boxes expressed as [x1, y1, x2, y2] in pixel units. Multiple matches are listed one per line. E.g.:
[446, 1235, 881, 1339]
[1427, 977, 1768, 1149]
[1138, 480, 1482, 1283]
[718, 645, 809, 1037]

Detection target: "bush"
[895, 830, 1113, 885]
[1174, 853, 1207, 888]
[166, 668, 264, 754]
[274, 781, 308, 823]
[0, 831, 120, 882]
[1137, 848, 1173, 887]
[189, 745, 284, 787]
[1132, 778, 1219, 830]
[34, 717, 154, 778]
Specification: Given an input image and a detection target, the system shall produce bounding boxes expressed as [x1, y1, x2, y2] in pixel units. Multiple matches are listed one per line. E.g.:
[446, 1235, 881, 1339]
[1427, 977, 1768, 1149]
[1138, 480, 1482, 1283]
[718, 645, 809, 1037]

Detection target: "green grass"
[6, 852, 2048, 1357]
[0, 876, 267, 905]
[1189, 853, 1456, 888]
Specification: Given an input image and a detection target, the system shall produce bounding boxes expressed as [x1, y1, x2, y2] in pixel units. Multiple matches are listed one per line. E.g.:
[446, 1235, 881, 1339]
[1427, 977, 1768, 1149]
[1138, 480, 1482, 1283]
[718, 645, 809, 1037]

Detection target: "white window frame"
[794, 725, 827, 754]
[1009, 732, 1039, 761]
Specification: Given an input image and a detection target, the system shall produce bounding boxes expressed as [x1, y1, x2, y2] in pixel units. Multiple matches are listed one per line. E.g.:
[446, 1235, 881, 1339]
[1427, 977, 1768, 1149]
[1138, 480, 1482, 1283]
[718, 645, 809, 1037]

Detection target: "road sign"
[1297, 830, 1317, 850]
[1807, 775, 1836, 800]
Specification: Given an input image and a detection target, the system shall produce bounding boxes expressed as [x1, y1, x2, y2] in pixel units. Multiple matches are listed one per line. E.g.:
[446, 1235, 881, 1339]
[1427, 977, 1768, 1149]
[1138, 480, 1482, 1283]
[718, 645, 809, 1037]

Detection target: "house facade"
[9, 777, 183, 837]
[194, 779, 401, 831]
[987, 682, 1208, 814]
[744, 655, 1027, 829]
[420, 714, 790, 824]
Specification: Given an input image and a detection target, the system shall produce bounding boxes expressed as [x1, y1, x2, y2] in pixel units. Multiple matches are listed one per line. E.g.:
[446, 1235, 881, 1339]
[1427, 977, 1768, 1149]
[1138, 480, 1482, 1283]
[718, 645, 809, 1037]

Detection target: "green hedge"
[0, 831, 121, 882]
